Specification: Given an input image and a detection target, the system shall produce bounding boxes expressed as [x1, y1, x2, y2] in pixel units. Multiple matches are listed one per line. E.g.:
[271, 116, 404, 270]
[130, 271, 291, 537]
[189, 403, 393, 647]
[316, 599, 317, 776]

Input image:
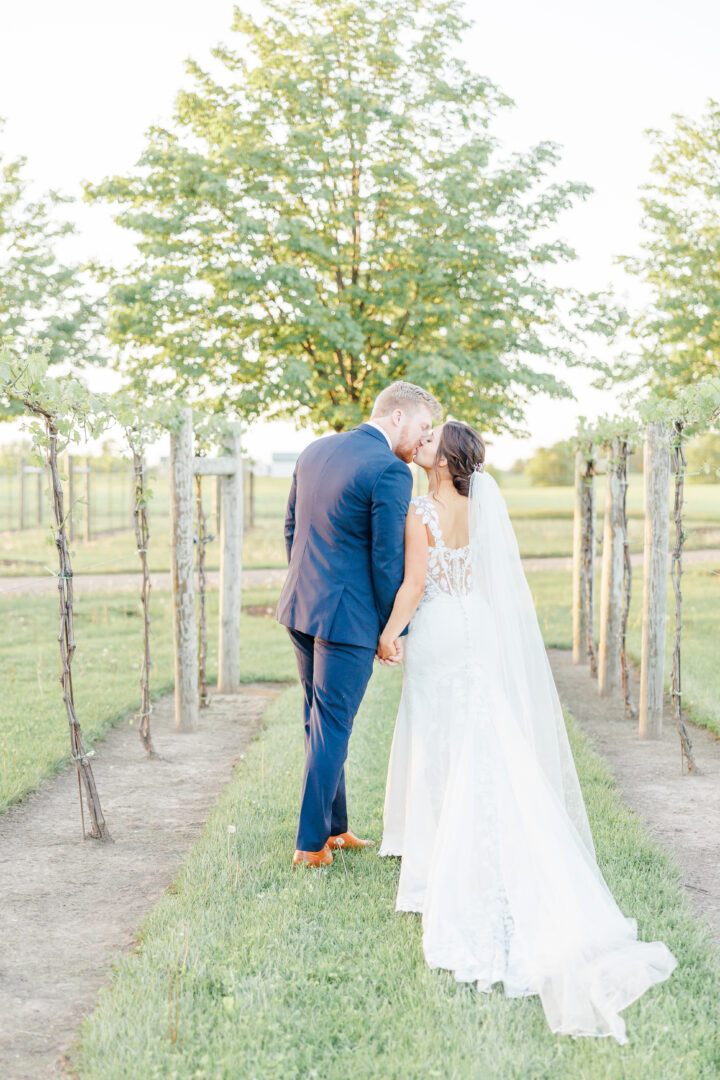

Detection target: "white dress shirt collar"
[365, 420, 393, 449]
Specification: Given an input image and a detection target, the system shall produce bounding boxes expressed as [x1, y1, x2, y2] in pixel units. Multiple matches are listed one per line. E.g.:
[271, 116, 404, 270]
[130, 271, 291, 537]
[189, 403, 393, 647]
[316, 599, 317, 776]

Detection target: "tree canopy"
[0, 125, 102, 418]
[619, 101, 720, 393]
[524, 442, 575, 487]
[88, 0, 602, 433]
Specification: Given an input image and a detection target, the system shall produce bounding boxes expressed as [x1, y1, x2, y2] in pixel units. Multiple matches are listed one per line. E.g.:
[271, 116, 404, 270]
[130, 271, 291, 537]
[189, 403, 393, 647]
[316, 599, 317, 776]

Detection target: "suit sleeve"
[284, 467, 297, 564]
[370, 459, 413, 631]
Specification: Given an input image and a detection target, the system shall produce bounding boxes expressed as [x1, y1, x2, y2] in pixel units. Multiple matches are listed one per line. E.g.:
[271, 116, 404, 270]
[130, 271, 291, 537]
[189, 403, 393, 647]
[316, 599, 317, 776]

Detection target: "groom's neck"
[367, 416, 396, 450]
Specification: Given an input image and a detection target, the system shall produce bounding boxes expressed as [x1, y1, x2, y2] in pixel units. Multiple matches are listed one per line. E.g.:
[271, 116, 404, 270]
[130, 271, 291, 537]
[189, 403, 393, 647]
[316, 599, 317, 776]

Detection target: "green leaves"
[639, 376, 720, 430]
[87, 0, 601, 434]
[0, 124, 105, 416]
[620, 101, 720, 393]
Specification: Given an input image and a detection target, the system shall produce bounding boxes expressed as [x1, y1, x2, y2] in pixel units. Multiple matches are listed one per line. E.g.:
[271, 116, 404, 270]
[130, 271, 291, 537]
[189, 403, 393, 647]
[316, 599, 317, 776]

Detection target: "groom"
[276, 381, 442, 867]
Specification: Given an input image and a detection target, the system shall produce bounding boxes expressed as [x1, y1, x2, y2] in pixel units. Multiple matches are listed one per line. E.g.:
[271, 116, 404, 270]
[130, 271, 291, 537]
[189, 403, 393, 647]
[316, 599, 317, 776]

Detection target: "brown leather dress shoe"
[327, 831, 376, 850]
[292, 845, 333, 867]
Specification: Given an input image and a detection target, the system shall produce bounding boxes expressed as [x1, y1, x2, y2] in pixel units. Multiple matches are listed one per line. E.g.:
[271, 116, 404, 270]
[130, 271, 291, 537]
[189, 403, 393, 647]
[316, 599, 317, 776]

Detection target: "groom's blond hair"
[371, 381, 443, 420]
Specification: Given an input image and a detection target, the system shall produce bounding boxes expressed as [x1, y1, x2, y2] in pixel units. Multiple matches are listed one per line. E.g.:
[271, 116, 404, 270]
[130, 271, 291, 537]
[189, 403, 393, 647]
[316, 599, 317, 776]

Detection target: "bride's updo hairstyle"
[433, 420, 486, 497]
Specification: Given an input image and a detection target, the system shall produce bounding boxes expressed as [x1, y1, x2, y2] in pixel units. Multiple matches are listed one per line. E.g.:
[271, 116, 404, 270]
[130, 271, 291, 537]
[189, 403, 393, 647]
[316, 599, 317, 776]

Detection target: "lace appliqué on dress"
[412, 495, 472, 605]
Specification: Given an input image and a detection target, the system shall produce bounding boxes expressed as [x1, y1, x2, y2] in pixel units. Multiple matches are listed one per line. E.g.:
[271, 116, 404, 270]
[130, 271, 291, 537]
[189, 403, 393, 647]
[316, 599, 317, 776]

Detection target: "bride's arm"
[377, 510, 429, 660]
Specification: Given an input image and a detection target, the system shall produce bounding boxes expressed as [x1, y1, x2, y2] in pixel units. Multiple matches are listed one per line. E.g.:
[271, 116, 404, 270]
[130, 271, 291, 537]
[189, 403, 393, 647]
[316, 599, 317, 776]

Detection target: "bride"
[376, 419, 676, 1044]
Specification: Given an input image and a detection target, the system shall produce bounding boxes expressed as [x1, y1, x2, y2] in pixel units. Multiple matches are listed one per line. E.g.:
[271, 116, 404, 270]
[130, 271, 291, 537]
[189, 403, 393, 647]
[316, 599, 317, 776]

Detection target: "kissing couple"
[276, 381, 676, 1043]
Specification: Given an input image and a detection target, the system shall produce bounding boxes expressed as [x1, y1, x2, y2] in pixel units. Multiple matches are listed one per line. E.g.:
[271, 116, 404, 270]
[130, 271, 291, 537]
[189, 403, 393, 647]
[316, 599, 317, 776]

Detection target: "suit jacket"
[276, 423, 413, 649]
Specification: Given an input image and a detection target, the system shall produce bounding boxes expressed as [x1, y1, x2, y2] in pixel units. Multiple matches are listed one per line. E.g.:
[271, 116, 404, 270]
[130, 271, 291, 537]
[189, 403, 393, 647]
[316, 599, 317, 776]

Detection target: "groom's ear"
[390, 408, 404, 427]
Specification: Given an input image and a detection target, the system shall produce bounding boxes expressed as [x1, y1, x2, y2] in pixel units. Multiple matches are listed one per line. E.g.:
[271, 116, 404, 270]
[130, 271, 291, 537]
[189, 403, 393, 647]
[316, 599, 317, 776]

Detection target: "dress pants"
[288, 628, 376, 852]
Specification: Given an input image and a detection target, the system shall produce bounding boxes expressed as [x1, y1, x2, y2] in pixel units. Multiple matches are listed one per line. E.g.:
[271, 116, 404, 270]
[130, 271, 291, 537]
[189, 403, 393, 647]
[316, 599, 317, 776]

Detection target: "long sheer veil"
[468, 468, 595, 856]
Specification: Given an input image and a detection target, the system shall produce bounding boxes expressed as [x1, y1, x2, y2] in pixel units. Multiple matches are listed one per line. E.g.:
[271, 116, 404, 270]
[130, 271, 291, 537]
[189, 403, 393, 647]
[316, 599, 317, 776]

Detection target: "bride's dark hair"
[433, 420, 486, 497]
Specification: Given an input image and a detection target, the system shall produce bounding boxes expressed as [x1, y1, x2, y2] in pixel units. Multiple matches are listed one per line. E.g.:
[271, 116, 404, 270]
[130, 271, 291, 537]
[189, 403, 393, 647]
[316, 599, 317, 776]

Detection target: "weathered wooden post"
[170, 407, 199, 731]
[246, 460, 255, 531]
[218, 425, 244, 693]
[67, 453, 75, 542]
[598, 438, 625, 696]
[638, 421, 670, 738]
[572, 451, 585, 664]
[192, 422, 244, 694]
[36, 464, 43, 525]
[84, 455, 92, 541]
[572, 448, 596, 668]
[18, 457, 25, 529]
[669, 420, 697, 771]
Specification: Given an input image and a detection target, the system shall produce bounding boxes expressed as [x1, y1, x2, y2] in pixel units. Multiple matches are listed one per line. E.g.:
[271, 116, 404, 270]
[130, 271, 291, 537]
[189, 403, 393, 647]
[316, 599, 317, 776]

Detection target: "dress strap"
[412, 495, 443, 546]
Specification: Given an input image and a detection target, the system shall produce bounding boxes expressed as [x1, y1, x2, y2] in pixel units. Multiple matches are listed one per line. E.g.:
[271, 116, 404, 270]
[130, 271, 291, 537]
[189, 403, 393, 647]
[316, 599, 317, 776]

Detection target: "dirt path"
[0, 683, 285, 1080]
[549, 649, 720, 943]
[3, 548, 720, 598]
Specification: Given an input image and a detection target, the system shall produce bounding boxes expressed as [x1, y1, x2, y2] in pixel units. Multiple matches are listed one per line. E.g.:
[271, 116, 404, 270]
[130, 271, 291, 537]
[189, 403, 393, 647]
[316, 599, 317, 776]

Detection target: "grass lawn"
[526, 562, 720, 735]
[72, 666, 720, 1079]
[0, 586, 295, 814]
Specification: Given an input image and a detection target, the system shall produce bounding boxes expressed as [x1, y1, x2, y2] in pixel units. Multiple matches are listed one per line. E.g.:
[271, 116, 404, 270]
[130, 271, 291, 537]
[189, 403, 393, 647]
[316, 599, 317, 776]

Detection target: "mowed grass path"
[73, 667, 720, 1079]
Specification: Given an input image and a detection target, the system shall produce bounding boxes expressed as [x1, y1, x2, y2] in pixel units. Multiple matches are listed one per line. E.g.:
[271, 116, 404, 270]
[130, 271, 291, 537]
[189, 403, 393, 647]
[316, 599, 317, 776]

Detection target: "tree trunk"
[598, 438, 625, 696]
[639, 421, 670, 738]
[170, 408, 198, 731]
[669, 422, 697, 772]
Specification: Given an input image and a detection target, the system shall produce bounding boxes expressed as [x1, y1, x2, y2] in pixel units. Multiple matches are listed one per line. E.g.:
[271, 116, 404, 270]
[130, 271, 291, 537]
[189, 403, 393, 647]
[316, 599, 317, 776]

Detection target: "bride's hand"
[377, 632, 402, 664]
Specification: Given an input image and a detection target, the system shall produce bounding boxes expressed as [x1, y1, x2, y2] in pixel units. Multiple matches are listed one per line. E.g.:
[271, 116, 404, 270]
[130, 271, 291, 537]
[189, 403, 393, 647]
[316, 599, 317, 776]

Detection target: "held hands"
[376, 633, 404, 666]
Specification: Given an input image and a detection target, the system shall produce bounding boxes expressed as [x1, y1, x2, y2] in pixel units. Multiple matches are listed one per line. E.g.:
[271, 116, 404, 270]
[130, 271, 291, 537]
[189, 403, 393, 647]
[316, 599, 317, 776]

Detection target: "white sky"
[1, 0, 717, 465]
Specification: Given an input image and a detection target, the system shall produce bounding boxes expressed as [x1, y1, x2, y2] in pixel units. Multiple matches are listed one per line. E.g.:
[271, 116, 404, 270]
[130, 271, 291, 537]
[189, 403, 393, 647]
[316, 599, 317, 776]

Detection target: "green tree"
[0, 125, 103, 417]
[685, 430, 720, 483]
[525, 442, 574, 486]
[619, 101, 720, 392]
[88, 0, 602, 433]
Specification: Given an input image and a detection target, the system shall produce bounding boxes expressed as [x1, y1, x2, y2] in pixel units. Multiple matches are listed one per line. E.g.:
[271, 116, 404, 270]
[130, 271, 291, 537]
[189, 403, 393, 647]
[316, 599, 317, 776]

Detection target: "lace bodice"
[412, 494, 472, 604]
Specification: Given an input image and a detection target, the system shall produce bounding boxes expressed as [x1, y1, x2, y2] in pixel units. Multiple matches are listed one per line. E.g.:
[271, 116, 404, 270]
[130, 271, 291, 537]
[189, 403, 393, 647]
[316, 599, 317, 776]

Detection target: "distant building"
[253, 451, 299, 478]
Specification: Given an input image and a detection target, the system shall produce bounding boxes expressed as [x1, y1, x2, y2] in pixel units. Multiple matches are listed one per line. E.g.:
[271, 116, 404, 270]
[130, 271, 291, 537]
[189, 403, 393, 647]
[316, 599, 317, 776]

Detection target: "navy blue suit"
[276, 424, 412, 851]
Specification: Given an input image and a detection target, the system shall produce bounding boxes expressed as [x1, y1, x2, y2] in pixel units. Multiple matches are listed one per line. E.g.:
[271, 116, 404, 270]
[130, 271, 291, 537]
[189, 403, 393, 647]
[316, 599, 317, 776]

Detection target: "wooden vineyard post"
[18, 457, 25, 529]
[669, 421, 697, 771]
[218, 425, 244, 693]
[170, 408, 199, 731]
[192, 424, 244, 694]
[196, 474, 211, 709]
[616, 439, 635, 716]
[571, 451, 586, 664]
[132, 449, 157, 756]
[36, 462, 43, 525]
[598, 438, 625, 696]
[572, 447, 597, 671]
[638, 421, 670, 738]
[84, 455, 92, 541]
[67, 453, 75, 542]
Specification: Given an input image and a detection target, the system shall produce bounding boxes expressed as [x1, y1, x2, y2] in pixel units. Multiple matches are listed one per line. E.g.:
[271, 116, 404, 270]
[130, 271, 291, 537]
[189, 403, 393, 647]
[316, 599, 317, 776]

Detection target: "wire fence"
[0, 455, 259, 539]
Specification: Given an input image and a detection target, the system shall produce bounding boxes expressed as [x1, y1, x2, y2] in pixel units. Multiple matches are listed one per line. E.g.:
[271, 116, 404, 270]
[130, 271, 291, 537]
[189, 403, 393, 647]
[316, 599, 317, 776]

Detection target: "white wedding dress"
[379, 476, 676, 1044]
